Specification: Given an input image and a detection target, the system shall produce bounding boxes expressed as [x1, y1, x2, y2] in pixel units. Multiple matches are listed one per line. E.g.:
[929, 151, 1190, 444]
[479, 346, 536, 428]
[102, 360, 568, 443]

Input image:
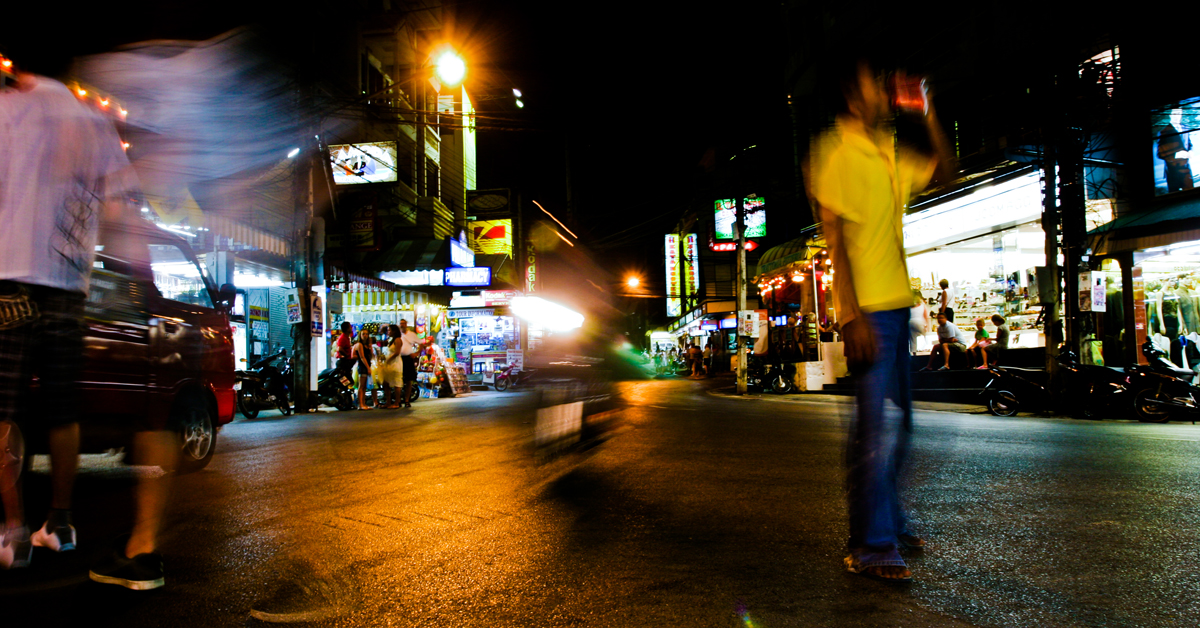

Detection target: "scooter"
[981, 351, 1129, 419]
[234, 349, 292, 419]
[495, 363, 535, 391]
[1125, 340, 1200, 423]
[312, 364, 357, 412]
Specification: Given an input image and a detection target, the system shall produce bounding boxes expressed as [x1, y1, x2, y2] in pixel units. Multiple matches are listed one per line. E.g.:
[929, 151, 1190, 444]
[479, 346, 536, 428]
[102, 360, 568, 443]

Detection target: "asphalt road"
[4, 378, 1200, 627]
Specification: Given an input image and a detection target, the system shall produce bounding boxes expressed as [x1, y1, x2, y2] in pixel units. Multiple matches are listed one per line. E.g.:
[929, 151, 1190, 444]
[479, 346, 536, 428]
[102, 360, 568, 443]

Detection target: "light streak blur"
[532, 200, 577, 238]
[511, 297, 584, 332]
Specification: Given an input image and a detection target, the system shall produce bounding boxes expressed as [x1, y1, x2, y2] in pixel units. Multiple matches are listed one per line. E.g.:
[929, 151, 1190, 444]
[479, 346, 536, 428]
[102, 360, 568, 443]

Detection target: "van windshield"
[149, 243, 214, 308]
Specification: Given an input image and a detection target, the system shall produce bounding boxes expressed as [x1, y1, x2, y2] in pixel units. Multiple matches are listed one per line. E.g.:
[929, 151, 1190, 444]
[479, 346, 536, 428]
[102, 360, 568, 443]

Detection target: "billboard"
[1152, 97, 1200, 196]
[665, 234, 681, 317]
[329, 142, 398, 185]
[714, 197, 766, 241]
[466, 189, 512, 220]
[471, 219, 512, 256]
[683, 233, 699, 301]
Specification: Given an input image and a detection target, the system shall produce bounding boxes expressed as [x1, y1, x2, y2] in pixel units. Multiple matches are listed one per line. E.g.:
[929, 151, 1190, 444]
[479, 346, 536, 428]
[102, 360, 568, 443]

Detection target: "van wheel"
[173, 393, 217, 474]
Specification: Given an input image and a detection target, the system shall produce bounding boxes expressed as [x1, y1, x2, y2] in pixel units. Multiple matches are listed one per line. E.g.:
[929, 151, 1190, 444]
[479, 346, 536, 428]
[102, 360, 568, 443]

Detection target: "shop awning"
[1089, 193, 1200, 255]
[756, 234, 823, 278]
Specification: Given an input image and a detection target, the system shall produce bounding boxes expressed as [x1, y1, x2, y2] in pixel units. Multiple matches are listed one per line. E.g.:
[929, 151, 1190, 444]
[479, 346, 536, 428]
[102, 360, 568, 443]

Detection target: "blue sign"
[450, 231, 475, 268]
[445, 266, 491, 287]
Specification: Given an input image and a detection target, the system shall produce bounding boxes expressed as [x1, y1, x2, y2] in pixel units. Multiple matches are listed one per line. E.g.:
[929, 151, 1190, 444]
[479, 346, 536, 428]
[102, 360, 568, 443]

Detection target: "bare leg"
[124, 430, 175, 558]
[0, 421, 24, 531]
[47, 422, 78, 511]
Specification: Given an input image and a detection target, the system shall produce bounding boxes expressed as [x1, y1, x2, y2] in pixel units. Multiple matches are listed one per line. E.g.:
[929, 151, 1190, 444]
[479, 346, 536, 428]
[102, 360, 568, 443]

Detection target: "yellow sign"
[471, 219, 512, 256]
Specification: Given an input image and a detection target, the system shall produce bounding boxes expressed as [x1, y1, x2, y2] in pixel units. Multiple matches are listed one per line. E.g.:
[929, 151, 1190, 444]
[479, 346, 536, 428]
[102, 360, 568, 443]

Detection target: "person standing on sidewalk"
[806, 55, 955, 581]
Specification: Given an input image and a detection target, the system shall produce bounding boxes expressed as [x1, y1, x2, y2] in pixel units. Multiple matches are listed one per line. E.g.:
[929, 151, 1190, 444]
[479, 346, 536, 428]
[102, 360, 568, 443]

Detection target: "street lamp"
[626, 276, 640, 289]
[432, 48, 466, 87]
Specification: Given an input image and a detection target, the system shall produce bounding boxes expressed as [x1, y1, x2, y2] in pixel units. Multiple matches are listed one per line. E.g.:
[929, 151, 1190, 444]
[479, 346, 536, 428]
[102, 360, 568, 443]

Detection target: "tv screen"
[1152, 97, 1200, 196]
[329, 142, 398, 185]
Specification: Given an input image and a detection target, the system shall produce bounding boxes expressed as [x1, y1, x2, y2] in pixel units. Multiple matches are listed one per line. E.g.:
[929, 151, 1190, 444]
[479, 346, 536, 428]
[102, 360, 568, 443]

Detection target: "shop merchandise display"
[916, 278, 1043, 351]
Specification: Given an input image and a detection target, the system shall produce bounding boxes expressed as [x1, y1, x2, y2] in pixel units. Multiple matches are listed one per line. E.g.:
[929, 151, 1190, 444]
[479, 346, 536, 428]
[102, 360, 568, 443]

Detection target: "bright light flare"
[433, 49, 466, 86]
[512, 88, 522, 97]
[287, 147, 300, 158]
[511, 297, 584, 332]
[626, 276, 640, 288]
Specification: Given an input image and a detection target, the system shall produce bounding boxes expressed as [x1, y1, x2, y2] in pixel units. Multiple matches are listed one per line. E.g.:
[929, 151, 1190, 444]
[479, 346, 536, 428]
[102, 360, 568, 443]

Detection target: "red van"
[75, 220, 237, 472]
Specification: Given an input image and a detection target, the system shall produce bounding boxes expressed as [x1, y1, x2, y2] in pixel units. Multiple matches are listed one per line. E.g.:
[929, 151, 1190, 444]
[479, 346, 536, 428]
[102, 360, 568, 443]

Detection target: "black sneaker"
[89, 547, 165, 590]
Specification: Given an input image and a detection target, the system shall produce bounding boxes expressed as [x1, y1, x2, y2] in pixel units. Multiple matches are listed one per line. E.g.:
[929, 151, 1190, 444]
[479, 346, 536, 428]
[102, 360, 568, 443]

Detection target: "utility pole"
[736, 196, 748, 395]
[1042, 78, 1062, 388]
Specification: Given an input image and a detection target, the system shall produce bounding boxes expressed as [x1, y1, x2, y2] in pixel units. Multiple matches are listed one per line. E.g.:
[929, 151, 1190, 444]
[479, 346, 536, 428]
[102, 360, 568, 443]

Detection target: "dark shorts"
[0, 281, 86, 431]
[402, 355, 417, 382]
[941, 341, 965, 354]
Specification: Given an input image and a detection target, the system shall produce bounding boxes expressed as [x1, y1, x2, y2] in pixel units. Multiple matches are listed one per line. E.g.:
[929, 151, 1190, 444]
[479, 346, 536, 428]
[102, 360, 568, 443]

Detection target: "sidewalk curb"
[704, 387, 989, 415]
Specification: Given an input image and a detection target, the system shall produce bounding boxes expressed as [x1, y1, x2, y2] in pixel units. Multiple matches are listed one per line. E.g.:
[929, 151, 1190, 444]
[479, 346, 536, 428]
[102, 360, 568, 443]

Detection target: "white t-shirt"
[398, 330, 420, 356]
[0, 77, 134, 293]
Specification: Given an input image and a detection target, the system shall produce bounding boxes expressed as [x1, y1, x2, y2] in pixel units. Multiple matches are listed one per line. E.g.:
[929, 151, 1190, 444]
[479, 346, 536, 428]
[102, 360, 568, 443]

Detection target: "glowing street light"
[626, 276, 640, 288]
[432, 48, 466, 86]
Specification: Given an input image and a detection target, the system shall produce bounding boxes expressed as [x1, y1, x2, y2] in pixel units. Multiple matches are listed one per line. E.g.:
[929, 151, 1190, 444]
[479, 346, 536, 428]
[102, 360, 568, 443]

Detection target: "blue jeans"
[847, 308, 913, 552]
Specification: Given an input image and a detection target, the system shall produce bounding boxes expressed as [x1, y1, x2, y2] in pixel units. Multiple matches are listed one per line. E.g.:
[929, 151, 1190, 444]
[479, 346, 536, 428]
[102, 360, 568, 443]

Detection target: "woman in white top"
[937, 278, 954, 322]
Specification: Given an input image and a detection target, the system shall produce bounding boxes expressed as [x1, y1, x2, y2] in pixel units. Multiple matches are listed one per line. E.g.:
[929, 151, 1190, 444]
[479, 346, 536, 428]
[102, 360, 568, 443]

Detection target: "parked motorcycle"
[312, 364, 357, 412]
[234, 349, 292, 419]
[981, 351, 1129, 419]
[495, 363, 535, 391]
[1125, 340, 1200, 423]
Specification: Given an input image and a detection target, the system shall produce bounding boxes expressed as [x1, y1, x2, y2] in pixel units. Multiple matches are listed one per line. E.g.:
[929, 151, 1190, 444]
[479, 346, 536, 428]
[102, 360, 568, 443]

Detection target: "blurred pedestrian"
[908, 289, 930, 354]
[397, 319, 419, 408]
[688, 344, 702, 377]
[807, 55, 955, 581]
[0, 44, 177, 590]
[352, 328, 375, 410]
[702, 344, 713, 376]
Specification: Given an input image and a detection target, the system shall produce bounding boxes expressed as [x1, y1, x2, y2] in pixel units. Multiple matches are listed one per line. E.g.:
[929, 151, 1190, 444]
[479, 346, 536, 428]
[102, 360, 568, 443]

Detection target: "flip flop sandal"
[844, 551, 911, 582]
[898, 534, 926, 550]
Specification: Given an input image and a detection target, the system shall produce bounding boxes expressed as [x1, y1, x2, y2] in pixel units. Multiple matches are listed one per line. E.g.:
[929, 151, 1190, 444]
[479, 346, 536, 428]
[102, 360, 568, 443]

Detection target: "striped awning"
[756, 235, 822, 277]
[205, 213, 291, 258]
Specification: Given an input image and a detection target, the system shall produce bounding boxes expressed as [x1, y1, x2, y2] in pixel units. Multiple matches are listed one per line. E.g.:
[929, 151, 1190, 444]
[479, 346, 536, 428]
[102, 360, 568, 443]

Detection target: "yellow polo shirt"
[809, 119, 935, 313]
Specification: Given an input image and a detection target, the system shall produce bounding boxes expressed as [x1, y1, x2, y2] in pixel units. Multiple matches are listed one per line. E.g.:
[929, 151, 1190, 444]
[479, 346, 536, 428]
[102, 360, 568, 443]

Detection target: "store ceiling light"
[234, 273, 286, 288]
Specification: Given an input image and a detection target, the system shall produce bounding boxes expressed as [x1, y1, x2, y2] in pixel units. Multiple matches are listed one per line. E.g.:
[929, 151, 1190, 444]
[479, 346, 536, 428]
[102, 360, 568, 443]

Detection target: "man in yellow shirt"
[807, 58, 955, 582]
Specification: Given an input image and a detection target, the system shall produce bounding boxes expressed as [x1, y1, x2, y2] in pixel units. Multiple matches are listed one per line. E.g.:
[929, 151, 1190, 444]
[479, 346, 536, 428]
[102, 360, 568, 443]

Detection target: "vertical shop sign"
[1133, 266, 1147, 364]
[683, 233, 699, 304]
[350, 205, 379, 251]
[526, 240, 538, 294]
[665, 234, 681, 317]
[1079, 271, 1106, 312]
[310, 288, 324, 337]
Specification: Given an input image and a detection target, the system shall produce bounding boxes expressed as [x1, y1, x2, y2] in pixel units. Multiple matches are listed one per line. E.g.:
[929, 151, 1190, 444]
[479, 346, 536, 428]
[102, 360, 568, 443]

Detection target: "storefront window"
[1134, 241, 1200, 368]
[907, 222, 1048, 352]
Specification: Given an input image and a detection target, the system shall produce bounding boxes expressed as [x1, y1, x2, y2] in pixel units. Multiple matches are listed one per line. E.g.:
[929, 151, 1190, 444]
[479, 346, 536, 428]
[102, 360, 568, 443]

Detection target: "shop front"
[902, 167, 1053, 354]
[447, 290, 523, 386]
[1091, 193, 1200, 369]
